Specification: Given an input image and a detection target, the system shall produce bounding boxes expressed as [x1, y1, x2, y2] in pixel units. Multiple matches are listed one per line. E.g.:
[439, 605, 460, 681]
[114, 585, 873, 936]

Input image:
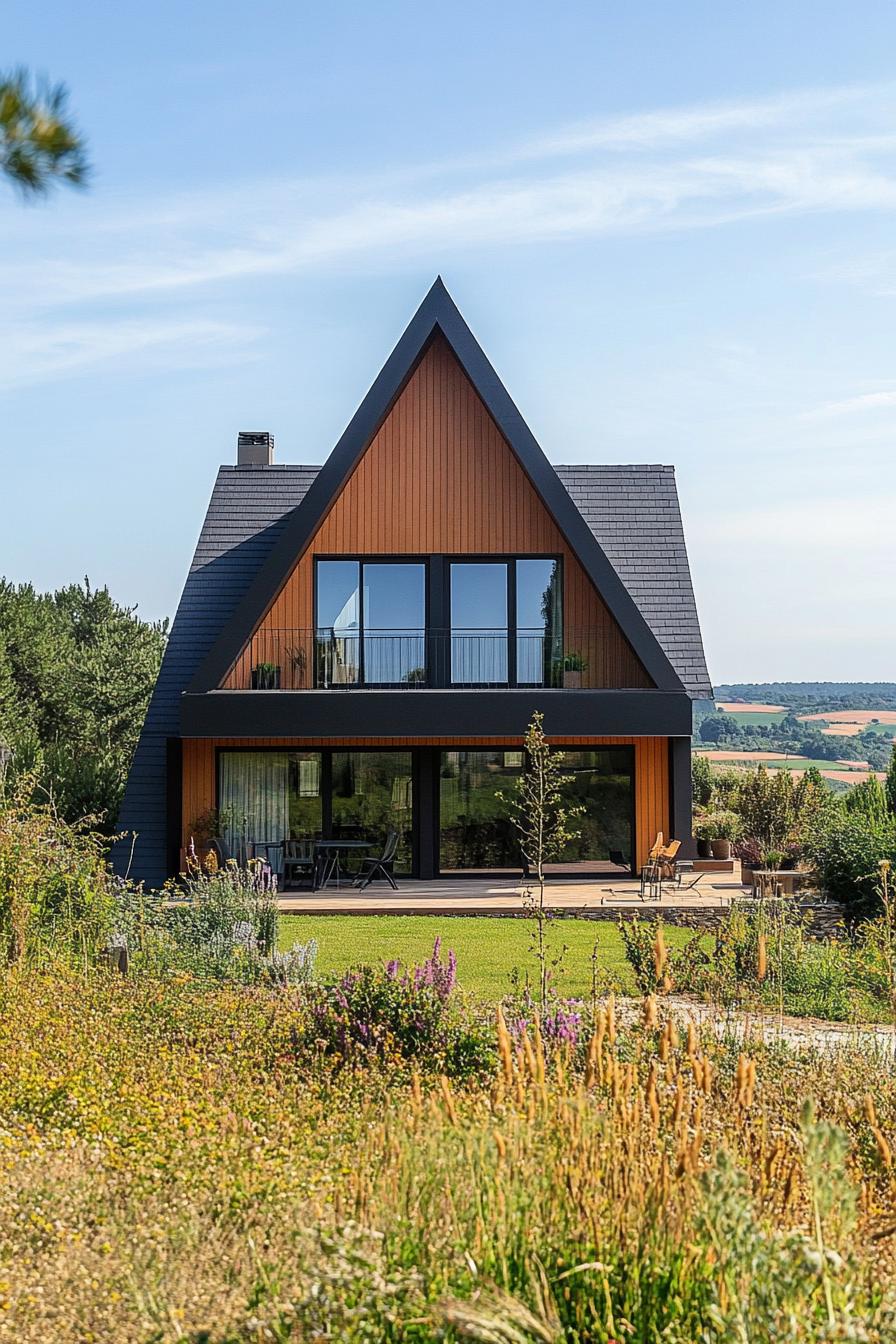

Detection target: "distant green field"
[760, 758, 873, 772]
[717, 709, 789, 727]
[860, 722, 896, 737]
[696, 751, 873, 773]
[801, 720, 896, 738]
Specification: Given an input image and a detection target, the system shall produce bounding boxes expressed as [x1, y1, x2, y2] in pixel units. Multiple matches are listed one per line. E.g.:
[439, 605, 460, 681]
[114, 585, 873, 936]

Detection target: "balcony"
[228, 628, 599, 691]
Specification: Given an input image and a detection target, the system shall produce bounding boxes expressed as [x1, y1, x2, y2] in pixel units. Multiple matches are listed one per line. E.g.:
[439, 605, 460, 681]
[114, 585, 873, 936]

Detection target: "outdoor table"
[751, 869, 802, 898]
[312, 839, 372, 890]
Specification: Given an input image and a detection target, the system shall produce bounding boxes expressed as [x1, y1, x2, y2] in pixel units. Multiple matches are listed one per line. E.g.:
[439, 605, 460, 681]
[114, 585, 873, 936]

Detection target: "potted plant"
[736, 836, 762, 884]
[694, 817, 714, 859]
[556, 651, 588, 689]
[251, 660, 281, 690]
[710, 810, 741, 860]
[694, 810, 740, 859]
[762, 847, 786, 873]
[187, 806, 233, 869]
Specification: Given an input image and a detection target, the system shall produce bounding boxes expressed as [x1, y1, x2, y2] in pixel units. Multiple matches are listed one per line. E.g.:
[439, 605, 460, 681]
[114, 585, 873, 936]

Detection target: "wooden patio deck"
[278, 868, 746, 916]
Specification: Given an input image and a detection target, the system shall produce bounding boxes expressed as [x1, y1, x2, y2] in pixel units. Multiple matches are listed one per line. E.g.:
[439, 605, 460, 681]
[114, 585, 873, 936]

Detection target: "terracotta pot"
[562, 670, 583, 689]
[697, 838, 712, 858]
[710, 838, 732, 860]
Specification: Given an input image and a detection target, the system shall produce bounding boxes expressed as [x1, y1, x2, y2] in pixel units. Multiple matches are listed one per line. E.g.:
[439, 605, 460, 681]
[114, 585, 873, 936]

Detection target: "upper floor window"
[449, 557, 561, 686]
[316, 559, 426, 686]
[315, 554, 560, 688]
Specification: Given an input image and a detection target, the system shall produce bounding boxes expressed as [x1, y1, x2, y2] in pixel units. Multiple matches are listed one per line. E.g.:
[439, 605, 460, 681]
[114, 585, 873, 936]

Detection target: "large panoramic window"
[362, 563, 426, 684]
[316, 560, 426, 686]
[315, 560, 360, 686]
[331, 750, 414, 871]
[437, 745, 633, 875]
[546, 749, 634, 874]
[219, 751, 290, 859]
[438, 750, 524, 871]
[449, 558, 561, 685]
[450, 563, 508, 684]
[219, 748, 413, 875]
[516, 558, 562, 685]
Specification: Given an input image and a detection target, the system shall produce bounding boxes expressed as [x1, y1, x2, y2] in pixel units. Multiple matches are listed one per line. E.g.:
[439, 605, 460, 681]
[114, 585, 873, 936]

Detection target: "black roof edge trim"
[188, 277, 685, 694]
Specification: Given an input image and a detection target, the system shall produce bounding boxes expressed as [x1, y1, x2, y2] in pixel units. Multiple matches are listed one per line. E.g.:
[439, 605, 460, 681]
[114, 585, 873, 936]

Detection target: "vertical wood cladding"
[223, 335, 651, 690]
[181, 736, 670, 872]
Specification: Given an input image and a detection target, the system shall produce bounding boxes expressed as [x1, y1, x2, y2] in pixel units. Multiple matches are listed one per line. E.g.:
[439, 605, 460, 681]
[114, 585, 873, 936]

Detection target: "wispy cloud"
[0, 317, 263, 390]
[801, 387, 896, 419]
[7, 80, 896, 383]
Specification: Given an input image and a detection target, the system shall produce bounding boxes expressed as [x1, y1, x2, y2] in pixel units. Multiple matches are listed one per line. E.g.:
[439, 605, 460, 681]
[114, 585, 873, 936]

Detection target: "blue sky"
[4, 1, 896, 683]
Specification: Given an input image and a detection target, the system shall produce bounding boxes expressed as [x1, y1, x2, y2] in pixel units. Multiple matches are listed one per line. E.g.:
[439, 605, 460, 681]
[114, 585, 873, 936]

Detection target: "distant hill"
[713, 683, 896, 711]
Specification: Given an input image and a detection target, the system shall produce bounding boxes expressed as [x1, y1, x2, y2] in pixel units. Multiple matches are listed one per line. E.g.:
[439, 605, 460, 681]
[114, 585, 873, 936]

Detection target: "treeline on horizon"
[714, 682, 896, 709]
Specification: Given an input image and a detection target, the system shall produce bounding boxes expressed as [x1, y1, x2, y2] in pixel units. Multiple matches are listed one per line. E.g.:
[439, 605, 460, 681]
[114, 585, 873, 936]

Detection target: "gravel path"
[618, 993, 896, 1057]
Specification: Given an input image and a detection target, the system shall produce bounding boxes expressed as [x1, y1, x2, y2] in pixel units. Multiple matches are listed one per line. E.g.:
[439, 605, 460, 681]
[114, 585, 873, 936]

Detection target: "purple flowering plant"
[299, 938, 493, 1079]
[508, 981, 583, 1053]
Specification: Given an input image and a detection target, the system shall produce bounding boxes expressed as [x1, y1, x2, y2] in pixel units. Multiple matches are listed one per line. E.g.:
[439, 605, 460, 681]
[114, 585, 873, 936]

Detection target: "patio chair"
[283, 838, 316, 889]
[639, 832, 664, 901]
[654, 841, 705, 896]
[657, 839, 681, 881]
[208, 837, 235, 867]
[353, 829, 400, 891]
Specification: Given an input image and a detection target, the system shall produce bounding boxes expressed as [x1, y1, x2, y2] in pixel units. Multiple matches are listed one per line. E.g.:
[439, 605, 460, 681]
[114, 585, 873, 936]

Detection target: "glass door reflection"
[450, 562, 508, 684]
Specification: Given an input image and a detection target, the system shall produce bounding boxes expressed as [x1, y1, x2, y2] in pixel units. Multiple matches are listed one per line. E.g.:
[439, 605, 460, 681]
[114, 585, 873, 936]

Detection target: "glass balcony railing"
[227, 629, 599, 690]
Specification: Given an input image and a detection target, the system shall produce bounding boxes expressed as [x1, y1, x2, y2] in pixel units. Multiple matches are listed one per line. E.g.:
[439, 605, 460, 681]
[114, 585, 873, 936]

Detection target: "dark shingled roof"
[115, 460, 709, 889]
[555, 464, 711, 702]
[114, 466, 319, 889]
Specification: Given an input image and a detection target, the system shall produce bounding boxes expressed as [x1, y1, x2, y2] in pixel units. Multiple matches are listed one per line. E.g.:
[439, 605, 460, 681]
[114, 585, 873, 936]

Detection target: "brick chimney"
[237, 431, 274, 466]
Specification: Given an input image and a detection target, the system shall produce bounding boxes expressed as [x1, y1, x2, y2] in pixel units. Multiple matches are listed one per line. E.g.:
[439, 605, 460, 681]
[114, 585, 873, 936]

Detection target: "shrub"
[666, 900, 858, 1021]
[734, 765, 829, 854]
[805, 809, 896, 907]
[114, 855, 298, 984]
[692, 753, 714, 808]
[298, 938, 494, 1078]
[0, 778, 116, 962]
[711, 767, 744, 809]
[845, 775, 890, 823]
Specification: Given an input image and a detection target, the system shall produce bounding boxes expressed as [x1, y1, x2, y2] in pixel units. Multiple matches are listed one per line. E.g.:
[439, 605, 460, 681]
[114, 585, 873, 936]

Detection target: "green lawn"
[279, 914, 698, 1000]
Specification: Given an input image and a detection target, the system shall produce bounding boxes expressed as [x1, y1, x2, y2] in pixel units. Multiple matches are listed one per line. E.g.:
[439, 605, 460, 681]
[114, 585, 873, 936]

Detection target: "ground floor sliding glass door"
[218, 749, 414, 874]
[217, 744, 635, 881]
[437, 747, 634, 876]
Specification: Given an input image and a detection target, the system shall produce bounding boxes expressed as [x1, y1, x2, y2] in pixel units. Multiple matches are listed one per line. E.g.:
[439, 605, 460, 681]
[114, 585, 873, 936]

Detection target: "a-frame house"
[116, 280, 711, 888]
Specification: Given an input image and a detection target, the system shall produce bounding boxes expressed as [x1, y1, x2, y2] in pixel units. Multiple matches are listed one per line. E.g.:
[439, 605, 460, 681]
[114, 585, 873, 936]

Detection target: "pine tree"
[0, 68, 89, 196]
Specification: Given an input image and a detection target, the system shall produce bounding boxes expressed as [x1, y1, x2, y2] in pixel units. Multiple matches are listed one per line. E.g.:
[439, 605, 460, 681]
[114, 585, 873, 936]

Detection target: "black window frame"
[446, 554, 563, 688]
[312, 553, 562, 690]
[434, 741, 635, 878]
[313, 555, 430, 689]
[216, 744, 420, 875]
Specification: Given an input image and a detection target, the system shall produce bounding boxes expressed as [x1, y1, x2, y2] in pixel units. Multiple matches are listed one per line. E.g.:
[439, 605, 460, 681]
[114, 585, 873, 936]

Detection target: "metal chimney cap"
[237, 431, 274, 466]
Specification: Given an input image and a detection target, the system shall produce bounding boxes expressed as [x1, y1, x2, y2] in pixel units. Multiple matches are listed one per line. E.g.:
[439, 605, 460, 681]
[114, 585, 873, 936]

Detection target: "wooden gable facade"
[222, 335, 651, 693]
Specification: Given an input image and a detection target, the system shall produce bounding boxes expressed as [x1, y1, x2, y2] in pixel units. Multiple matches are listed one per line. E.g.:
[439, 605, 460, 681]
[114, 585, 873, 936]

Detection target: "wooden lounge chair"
[639, 832, 664, 901]
[657, 839, 681, 881]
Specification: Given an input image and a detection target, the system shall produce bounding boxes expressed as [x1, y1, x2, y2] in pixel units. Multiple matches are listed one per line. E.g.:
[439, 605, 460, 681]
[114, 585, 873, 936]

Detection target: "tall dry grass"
[2, 968, 896, 1341]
